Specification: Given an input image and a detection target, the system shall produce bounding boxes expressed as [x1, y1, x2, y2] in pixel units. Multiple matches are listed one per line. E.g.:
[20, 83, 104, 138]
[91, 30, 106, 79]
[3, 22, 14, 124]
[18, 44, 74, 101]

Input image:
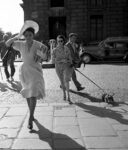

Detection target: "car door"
[104, 42, 124, 60]
[103, 42, 115, 59]
[114, 42, 126, 58]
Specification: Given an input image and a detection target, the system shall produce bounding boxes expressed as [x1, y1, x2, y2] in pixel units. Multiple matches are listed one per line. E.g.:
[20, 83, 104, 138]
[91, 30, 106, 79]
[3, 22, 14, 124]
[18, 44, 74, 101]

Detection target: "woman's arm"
[6, 36, 21, 51]
[6, 36, 18, 47]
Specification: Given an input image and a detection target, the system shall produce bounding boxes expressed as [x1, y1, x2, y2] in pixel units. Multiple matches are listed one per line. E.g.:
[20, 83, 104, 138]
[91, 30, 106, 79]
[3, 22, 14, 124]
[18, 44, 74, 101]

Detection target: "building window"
[50, 0, 64, 7]
[49, 17, 66, 39]
[90, 15, 103, 41]
[90, 0, 103, 6]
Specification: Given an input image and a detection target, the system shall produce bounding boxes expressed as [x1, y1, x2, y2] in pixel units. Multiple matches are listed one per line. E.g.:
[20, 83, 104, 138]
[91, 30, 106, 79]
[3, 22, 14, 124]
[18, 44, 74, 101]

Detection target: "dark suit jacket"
[66, 42, 80, 63]
[0, 41, 8, 59]
[0, 42, 16, 66]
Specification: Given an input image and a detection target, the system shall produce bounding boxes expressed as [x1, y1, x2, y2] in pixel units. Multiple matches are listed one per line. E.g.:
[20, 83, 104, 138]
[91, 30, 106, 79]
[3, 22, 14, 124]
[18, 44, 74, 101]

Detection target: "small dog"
[102, 93, 114, 104]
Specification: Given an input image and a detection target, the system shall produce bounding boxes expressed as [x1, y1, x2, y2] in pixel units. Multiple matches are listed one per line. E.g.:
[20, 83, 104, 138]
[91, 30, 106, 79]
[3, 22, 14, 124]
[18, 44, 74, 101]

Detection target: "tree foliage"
[6, 32, 12, 38]
[0, 28, 4, 41]
[0, 29, 13, 41]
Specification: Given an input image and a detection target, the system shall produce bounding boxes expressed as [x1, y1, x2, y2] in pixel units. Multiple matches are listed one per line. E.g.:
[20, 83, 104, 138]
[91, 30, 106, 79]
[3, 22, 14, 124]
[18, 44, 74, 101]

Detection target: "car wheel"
[82, 55, 91, 64]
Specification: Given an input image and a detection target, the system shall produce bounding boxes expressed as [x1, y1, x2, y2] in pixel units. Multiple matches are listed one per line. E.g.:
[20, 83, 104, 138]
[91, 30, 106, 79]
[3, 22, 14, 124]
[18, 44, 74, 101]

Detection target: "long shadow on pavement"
[0, 81, 19, 92]
[0, 82, 8, 92]
[10, 81, 22, 93]
[75, 103, 128, 125]
[0, 81, 22, 93]
[30, 119, 86, 150]
[70, 89, 101, 102]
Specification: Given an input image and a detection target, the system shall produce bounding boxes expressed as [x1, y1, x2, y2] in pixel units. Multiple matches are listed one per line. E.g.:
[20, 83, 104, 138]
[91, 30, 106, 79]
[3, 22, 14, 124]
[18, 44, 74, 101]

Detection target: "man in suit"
[0, 34, 16, 81]
[66, 33, 85, 91]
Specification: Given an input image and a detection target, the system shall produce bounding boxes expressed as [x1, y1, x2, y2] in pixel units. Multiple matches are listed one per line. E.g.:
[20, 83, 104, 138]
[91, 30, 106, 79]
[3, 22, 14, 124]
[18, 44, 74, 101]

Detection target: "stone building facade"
[21, 0, 128, 43]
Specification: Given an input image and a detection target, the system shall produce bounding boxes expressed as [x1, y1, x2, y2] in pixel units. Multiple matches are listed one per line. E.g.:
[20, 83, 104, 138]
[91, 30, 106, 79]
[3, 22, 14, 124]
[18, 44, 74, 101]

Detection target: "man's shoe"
[77, 87, 85, 91]
[68, 98, 73, 105]
[63, 94, 66, 101]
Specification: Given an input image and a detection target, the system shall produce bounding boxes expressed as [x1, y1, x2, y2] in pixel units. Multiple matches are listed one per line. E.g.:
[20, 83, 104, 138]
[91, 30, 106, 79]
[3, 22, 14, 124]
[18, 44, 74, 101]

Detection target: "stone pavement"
[0, 102, 128, 150]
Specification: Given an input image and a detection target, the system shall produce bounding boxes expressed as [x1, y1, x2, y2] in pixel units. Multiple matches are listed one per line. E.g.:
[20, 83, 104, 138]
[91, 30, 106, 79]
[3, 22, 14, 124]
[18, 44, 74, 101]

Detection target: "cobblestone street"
[0, 62, 128, 104]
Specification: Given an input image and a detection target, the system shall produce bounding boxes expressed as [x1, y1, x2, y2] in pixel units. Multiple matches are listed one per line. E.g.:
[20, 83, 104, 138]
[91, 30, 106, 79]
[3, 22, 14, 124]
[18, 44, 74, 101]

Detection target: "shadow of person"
[75, 103, 128, 125]
[0, 80, 22, 93]
[30, 119, 86, 150]
[0, 82, 8, 92]
[9, 80, 22, 93]
[70, 89, 101, 102]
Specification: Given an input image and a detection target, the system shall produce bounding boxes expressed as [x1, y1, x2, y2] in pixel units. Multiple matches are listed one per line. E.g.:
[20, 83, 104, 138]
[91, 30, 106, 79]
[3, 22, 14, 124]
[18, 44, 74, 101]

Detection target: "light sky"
[0, 0, 24, 34]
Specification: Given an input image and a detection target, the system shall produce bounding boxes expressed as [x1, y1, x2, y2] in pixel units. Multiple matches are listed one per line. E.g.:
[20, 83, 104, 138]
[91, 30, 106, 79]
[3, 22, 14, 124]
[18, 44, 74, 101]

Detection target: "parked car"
[80, 37, 128, 63]
[80, 41, 103, 63]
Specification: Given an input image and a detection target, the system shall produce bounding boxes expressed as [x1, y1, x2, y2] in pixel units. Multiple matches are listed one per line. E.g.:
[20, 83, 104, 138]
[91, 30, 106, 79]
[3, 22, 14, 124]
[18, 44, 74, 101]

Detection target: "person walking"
[0, 34, 16, 81]
[66, 33, 85, 91]
[6, 20, 47, 130]
[52, 35, 73, 104]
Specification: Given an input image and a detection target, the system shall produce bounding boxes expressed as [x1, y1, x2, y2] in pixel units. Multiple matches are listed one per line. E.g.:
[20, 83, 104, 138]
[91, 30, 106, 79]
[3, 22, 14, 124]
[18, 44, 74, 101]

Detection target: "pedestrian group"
[0, 20, 85, 130]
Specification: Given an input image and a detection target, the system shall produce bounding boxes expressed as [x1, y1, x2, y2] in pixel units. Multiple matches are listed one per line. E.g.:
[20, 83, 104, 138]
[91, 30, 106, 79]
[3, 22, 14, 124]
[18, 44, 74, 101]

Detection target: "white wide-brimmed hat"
[18, 20, 39, 39]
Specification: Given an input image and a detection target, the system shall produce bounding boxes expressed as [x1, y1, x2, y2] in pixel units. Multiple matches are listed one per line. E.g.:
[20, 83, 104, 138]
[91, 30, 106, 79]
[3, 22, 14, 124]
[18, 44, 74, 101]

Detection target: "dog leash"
[75, 68, 106, 93]
[75, 68, 115, 104]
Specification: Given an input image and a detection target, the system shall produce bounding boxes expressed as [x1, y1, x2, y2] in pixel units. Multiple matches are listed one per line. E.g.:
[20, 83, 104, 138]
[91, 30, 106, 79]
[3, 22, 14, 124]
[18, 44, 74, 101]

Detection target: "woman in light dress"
[52, 35, 73, 104]
[6, 22, 47, 130]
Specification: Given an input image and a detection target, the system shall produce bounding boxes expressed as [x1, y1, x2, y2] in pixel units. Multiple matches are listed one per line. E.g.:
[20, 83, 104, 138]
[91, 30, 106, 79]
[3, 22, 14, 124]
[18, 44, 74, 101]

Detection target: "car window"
[115, 43, 126, 48]
[105, 42, 115, 48]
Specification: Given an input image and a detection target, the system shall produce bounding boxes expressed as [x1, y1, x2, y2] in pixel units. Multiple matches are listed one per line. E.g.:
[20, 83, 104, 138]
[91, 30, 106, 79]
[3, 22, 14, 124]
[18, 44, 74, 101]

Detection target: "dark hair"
[23, 27, 35, 35]
[57, 35, 66, 44]
[69, 33, 78, 38]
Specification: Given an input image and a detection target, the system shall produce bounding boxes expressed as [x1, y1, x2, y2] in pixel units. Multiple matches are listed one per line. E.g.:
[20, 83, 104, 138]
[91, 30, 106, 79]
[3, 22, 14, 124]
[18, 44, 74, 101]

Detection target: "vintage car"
[79, 42, 103, 63]
[80, 37, 128, 63]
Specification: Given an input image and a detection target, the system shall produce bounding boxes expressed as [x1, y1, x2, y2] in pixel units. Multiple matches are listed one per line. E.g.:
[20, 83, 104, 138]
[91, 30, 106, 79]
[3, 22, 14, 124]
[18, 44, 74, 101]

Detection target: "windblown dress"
[13, 40, 46, 99]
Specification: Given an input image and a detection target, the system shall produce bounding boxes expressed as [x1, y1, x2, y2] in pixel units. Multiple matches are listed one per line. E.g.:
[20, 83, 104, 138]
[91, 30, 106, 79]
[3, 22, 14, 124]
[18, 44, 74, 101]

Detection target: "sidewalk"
[0, 102, 128, 150]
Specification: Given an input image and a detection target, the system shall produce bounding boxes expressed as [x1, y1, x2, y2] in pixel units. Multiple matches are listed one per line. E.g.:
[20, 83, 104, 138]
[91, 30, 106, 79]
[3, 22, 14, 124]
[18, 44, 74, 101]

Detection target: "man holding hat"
[66, 33, 85, 91]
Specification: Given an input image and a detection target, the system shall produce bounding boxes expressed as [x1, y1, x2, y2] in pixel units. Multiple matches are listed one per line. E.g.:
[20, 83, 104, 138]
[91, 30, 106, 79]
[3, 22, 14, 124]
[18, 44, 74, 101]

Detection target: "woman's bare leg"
[65, 81, 73, 104]
[61, 77, 66, 100]
[64, 66, 72, 102]
[56, 67, 66, 100]
[27, 97, 37, 129]
[29, 97, 37, 120]
[27, 98, 30, 110]
[65, 81, 70, 100]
